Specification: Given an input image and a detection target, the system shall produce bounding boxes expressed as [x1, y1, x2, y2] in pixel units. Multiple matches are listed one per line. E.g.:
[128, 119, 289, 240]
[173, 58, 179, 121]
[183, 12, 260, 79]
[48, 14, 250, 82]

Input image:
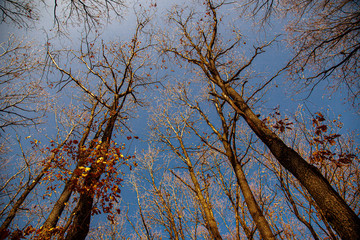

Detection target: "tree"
[0, 96, 87, 239]
[0, 7, 152, 239]
[240, 0, 360, 106]
[0, 0, 125, 30]
[257, 107, 360, 239]
[131, 140, 255, 239]
[36, 14, 152, 239]
[159, 0, 360, 239]
[149, 99, 223, 239]
[132, 82, 279, 239]
[0, 35, 46, 133]
[1, 0, 359, 239]
[166, 82, 276, 239]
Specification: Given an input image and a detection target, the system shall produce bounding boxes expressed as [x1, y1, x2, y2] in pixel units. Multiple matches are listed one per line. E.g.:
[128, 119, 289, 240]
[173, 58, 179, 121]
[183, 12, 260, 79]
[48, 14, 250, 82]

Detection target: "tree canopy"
[0, 0, 359, 239]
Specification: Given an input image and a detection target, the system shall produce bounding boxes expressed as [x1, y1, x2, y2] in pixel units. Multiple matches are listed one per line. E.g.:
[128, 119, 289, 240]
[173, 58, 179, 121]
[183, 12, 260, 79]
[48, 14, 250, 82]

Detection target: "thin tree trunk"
[215, 99, 275, 240]
[191, 97, 275, 239]
[177, 140, 223, 240]
[0, 128, 74, 234]
[187, 165, 223, 240]
[0, 164, 50, 233]
[229, 153, 275, 240]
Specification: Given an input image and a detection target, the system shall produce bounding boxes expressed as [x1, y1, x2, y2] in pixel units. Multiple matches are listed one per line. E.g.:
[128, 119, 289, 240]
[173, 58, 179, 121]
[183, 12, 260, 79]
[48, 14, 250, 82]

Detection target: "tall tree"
[167, 82, 276, 239]
[149, 99, 223, 239]
[159, 1, 360, 239]
[36, 12, 152, 240]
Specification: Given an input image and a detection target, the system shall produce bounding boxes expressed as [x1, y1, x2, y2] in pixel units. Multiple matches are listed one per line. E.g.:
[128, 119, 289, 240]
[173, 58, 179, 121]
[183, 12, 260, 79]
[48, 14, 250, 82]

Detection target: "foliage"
[0, 0, 359, 239]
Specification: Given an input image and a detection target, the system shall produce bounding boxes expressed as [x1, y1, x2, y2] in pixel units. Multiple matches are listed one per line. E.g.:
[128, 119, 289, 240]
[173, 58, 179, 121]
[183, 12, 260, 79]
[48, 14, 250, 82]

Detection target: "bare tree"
[164, 82, 276, 239]
[149, 101, 223, 239]
[159, 1, 360, 239]
[238, 0, 360, 106]
[0, 0, 124, 30]
[0, 35, 47, 134]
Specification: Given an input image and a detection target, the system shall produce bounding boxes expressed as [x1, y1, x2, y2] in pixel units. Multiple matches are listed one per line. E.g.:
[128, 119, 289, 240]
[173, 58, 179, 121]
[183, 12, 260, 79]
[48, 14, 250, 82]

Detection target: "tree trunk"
[38, 103, 99, 239]
[228, 151, 275, 240]
[38, 150, 92, 239]
[218, 81, 360, 240]
[64, 185, 94, 240]
[187, 165, 223, 240]
[65, 111, 118, 240]
[0, 164, 50, 233]
[178, 139, 223, 240]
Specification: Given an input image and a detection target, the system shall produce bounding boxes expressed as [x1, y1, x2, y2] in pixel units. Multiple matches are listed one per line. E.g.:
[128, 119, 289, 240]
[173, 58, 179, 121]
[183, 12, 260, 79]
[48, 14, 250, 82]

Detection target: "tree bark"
[65, 110, 118, 240]
[217, 80, 360, 240]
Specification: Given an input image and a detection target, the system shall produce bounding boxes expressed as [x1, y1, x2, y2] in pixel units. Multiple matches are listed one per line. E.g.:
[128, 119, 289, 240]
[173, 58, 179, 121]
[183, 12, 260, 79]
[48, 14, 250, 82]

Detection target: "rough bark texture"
[218, 80, 360, 240]
[64, 179, 95, 240]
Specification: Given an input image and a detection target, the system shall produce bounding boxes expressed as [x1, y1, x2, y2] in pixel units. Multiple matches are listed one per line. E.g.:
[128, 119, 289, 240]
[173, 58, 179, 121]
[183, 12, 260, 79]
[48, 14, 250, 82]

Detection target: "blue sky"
[1, 0, 359, 238]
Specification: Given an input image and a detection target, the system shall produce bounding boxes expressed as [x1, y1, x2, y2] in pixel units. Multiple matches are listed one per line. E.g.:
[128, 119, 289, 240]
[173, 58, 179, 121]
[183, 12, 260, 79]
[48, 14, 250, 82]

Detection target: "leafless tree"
[238, 0, 360, 106]
[158, 1, 360, 238]
[0, 0, 125, 31]
[0, 35, 47, 134]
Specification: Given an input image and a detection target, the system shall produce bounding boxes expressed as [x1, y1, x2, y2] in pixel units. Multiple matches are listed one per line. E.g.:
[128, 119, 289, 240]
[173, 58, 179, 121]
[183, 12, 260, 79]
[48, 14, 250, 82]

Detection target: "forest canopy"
[0, 0, 359, 239]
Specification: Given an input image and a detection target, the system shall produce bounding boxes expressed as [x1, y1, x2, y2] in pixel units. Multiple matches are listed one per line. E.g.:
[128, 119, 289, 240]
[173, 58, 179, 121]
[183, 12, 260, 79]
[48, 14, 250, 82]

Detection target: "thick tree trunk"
[65, 111, 118, 240]
[64, 183, 94, 240]
[219, 81, 360, 240]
